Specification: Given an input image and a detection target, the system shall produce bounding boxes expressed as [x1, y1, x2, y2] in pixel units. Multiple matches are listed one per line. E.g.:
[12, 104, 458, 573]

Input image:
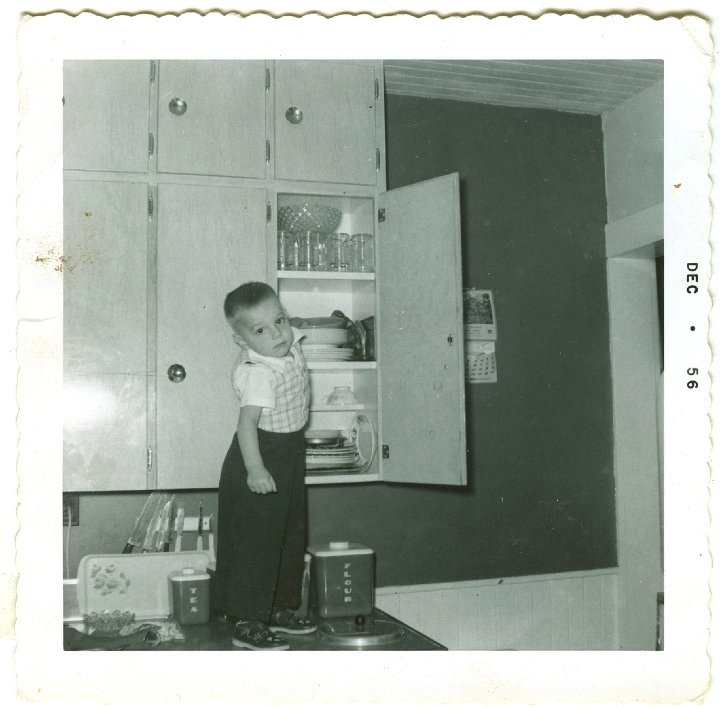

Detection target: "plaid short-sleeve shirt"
[230, 328, 309, 433]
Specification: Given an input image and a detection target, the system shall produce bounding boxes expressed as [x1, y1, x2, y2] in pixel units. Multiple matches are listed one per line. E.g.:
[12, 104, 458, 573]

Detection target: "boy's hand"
[246, 468, 277, 494]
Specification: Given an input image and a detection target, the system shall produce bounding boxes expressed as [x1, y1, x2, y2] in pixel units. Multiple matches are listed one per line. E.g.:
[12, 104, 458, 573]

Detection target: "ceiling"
[383, 60, 663, 115]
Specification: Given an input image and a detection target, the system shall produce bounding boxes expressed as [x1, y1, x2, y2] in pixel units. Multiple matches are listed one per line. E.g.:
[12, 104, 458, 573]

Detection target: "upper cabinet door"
[273, 61, 378, 185]
[155, 184, 268, 489]
[377, 174, 467, 486]
[64, 179, 149, 375]
[63, 61, 151, 173]
[157, 61, 267, 179]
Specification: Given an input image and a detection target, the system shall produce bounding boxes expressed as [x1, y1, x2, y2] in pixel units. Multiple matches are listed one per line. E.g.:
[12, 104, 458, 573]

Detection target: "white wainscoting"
[376, 568, 619, 651]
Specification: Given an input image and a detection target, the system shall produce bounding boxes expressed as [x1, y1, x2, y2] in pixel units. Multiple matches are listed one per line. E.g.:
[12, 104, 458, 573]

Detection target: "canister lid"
[168, 568, 210, 581]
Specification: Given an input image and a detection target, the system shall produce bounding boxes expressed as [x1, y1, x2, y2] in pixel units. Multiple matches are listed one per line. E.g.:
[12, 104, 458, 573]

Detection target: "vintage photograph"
[60, 56, 664, 651]
[9, 9, 713, 706]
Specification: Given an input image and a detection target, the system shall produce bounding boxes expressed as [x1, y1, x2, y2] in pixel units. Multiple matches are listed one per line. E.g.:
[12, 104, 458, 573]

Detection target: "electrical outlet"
[63, 493, 79, 526]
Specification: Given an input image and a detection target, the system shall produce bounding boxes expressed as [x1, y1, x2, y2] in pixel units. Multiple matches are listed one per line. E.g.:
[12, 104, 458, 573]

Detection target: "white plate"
[304, 429, 343, 441]
[304, 351, 354, 359]
[301, 344, 349, 350]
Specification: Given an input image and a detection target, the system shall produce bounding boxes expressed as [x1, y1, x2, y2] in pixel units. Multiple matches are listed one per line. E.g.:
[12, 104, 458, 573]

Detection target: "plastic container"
[308, 541, 374, 619]
[168, 568, 210, 625]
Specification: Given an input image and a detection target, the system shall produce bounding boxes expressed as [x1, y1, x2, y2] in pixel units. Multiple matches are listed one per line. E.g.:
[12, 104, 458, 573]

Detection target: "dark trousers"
[214, 428, 306, 623]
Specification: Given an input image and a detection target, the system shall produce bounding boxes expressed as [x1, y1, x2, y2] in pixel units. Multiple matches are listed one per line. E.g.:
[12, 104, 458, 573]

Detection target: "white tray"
[77, 551, 212, 620]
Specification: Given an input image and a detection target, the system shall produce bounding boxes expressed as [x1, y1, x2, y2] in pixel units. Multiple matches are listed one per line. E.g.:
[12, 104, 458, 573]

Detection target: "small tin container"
[168, 568, 210, 625]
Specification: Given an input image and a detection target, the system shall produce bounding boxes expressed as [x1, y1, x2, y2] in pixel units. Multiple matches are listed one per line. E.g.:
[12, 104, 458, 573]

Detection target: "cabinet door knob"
[168, 98, 188, 116]
[285, 106, 303, 124]
[167, 364, 186, 382]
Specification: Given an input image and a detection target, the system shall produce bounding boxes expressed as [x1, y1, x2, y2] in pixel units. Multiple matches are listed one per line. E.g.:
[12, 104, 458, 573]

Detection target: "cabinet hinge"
[376, 148, 381, 172]
[265, 67, 270, 91]
[382, 444, 390, 459]
[148, 132, 155, 157]
[150, 60, 156, 83]
[148, 195, 154, 219]
[146, 446, 154, 472]
[378, 207, 385, 223]
[266, 202, 272, 224]
[374, 78, 379, 102]
[266, 139, 271, 165]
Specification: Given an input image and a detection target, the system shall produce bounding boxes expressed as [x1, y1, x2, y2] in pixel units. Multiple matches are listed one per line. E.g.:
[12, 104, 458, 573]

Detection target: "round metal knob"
[285, 106, 303, 124]
[167, 364, 186, 383]
[168, 98, 188, 116]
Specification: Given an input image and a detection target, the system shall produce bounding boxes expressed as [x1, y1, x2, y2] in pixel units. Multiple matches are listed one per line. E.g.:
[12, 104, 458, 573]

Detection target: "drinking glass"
[316, 232, 329, 271]
[351, 233, 374, 272]
[329, 233, 351, 271]
[277, 230, 296, 270]
[298, 231, 316, 271]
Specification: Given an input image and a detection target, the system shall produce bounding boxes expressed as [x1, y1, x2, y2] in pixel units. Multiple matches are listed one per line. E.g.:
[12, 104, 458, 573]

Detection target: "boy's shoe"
[232, 620, 289, 650]
[269, 609, 317, 635]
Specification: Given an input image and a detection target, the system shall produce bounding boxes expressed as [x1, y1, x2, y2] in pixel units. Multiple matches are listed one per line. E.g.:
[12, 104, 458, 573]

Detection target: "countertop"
[64, 608, 447, 652]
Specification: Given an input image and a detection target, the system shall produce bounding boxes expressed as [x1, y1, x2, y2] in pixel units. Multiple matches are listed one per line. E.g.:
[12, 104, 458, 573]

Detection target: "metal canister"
[308, 541, 375, 619]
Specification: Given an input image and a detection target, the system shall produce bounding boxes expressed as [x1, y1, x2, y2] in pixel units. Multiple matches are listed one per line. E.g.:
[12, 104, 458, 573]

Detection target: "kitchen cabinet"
[63, 179, 150, 490]
[63, 181, 268, 491]
[275, 173, 466, 486]
[155, 183, 267, 489]
[62, 60, 466, 492]
[273, 61, 382, 186]
[156, 61, 267, 180]
[63, 61, 151, 173]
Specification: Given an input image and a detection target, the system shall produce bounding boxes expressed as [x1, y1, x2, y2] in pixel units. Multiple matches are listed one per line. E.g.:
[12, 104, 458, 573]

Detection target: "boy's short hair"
[224, 281, 277, 321]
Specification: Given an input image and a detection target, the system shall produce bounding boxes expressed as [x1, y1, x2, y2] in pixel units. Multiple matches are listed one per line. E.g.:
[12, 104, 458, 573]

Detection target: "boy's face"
[229, 295, 294, 358]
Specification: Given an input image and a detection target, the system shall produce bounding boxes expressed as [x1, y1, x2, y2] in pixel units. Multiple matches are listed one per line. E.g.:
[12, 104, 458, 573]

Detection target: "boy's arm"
[237, 405, 277, 494]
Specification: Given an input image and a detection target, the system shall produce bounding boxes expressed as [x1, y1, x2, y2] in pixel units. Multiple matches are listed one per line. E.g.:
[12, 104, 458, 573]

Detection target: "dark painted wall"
[306, 96, 616, 586]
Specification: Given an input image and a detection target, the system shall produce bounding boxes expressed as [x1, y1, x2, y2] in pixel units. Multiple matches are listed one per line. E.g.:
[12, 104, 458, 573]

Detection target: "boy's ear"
[231, 332, 246, 347]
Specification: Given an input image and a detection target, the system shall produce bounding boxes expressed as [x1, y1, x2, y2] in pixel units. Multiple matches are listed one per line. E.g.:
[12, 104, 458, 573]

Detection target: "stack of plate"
[301, 344, 355, 362]
[305, 429, 360, 473]
[306, 442, 360, 472]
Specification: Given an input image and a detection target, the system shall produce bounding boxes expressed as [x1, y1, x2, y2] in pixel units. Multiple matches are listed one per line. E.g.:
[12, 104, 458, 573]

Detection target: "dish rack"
[305, 414, 375, 476]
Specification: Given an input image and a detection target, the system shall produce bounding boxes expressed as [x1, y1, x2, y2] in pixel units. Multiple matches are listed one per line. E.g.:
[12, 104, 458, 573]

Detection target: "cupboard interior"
[275, 191, 379, 483]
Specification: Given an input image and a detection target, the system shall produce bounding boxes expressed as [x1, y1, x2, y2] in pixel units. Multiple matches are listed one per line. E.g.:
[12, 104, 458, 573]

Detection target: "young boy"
[214, 281, 315, 650]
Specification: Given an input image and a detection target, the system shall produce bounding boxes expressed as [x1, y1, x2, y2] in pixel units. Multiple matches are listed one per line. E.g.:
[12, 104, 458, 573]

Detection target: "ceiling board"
[383, 60, 663, 115]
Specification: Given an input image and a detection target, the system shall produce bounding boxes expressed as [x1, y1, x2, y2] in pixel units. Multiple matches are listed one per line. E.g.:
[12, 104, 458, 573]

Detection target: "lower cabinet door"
[63, 373, 148, 491]
[155, 183, 268, 489]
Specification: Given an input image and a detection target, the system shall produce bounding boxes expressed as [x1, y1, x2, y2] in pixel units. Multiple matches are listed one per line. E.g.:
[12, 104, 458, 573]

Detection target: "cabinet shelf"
[305, 472, 380, 485]
[306, 361, 376, 371]
[310, 403, 373, 413]
[278, 271, 375, 281]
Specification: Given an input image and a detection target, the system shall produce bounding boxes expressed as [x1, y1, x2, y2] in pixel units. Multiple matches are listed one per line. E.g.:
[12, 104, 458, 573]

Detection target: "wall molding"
[376, 568, 620, 651]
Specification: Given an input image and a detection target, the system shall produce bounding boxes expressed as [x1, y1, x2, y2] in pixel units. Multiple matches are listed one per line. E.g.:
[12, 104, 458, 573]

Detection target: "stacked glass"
[278, 230, 374, 273]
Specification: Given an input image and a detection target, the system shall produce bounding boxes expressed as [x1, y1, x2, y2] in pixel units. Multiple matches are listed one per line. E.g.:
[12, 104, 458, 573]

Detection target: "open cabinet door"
[377, 173, 467, 485]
